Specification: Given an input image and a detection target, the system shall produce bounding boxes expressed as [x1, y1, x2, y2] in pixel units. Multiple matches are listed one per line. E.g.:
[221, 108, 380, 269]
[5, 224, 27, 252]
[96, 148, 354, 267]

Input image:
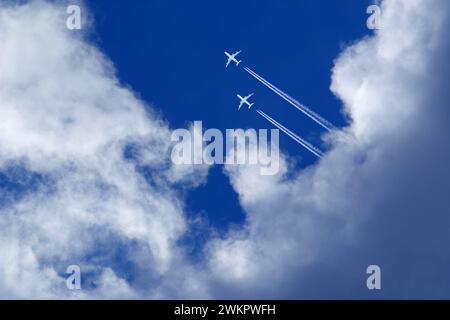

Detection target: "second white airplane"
[237, 93, 254, 110]
[225, 50, 242, 68]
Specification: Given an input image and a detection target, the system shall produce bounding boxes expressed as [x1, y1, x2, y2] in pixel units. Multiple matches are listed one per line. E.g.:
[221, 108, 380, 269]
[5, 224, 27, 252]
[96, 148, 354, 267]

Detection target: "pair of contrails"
[224, 50, 334, 158]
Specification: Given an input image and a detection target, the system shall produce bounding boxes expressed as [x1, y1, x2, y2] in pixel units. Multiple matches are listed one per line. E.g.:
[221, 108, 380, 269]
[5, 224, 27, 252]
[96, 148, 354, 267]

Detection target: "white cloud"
[207, 0, 450, 298]
[0, 0, 209, 298]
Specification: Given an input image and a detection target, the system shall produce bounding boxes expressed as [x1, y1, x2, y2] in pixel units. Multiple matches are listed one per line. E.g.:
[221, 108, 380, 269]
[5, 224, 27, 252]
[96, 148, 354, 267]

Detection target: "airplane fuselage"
[225, 51, 242, 67]
[237, 94, 254, 110]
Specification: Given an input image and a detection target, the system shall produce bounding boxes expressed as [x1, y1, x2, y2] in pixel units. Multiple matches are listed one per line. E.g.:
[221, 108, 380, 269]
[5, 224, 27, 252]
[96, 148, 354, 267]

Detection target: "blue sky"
[87, 0, 371, 233]
[1, 0, 449, 299]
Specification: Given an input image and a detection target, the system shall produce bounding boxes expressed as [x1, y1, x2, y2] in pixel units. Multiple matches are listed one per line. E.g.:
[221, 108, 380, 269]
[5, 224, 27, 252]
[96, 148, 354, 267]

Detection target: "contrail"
[257, 109, 323, 158]
[244, 67, 334, 132]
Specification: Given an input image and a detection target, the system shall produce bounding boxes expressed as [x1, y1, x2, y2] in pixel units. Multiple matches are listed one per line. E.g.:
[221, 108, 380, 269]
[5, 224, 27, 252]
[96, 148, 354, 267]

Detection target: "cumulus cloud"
[208, 0, 450, 298]
[0, 0, 209, 298]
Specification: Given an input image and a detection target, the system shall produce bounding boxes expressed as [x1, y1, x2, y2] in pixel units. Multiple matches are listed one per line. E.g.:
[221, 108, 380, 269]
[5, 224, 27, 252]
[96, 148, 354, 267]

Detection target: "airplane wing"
[245, 93, 254, 99]
[226, 59, 231, 68]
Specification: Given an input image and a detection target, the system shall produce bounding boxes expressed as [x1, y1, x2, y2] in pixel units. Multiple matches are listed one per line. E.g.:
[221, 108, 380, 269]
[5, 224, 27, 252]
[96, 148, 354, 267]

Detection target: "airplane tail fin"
[249, 103, 254, 109]
[237, 60, 242, 66]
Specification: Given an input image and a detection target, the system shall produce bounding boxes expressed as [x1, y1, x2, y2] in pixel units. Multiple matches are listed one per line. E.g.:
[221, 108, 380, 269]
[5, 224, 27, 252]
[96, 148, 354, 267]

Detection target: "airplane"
[224, 50, 242, 68]
[237, 93, 254, 110]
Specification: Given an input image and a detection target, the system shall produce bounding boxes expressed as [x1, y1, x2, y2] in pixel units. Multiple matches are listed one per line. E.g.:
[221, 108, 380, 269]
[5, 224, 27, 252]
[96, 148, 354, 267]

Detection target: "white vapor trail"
[245, 67, 334, 132]
[256, 109, 323, 158]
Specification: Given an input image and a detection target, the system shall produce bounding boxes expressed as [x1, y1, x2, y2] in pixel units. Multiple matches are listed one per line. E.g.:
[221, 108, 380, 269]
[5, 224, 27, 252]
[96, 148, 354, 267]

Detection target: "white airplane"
[237, 93, 254, 110]
[225, 50, 242, 67]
